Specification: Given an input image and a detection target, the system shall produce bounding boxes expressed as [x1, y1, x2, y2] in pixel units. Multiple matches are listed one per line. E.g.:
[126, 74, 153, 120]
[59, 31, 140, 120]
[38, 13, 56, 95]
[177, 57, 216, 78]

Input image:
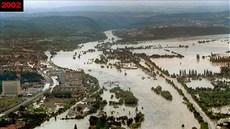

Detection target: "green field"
[0, 98, 24, 113]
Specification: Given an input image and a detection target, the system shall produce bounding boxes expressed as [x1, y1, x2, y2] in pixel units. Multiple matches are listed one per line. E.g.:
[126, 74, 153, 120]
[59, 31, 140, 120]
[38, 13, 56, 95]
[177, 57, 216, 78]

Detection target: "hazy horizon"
[25, 0, 229, 8]
[23, 0, 229, 13]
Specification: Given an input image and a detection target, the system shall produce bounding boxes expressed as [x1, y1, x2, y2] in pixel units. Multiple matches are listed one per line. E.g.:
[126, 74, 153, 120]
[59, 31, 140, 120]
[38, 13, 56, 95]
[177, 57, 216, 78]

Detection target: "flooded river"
[36, 31, 229, 129]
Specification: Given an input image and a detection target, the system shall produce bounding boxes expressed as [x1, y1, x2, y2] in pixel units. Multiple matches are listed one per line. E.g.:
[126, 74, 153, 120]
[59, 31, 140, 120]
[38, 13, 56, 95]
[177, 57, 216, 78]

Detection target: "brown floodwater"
[36, 31, 229, 129]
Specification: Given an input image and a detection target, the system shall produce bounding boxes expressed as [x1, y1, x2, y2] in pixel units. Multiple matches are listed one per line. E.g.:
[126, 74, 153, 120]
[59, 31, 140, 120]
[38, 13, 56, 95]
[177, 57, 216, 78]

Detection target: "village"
[0, 48, 103, 129]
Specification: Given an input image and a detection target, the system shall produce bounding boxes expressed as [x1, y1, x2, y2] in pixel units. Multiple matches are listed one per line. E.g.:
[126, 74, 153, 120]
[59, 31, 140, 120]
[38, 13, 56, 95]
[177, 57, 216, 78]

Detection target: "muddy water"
[36, 31, 230, 129]
[112, 34, 229, 75]
[186, 79, 214, 89]
[89, 68, 200, 129]
[152, 55, 220, 75]
[37, 67, 200, 129]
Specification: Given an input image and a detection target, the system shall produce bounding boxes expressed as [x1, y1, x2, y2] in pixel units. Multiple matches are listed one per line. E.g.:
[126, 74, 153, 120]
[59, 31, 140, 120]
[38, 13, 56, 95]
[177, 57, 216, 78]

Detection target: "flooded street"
[37, 31, 229, 129]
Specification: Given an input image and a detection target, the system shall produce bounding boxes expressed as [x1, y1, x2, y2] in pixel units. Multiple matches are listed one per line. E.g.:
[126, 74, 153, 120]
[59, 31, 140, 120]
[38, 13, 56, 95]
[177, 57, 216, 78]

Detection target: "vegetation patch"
[187, 80, 230, 119]
[0, 98, 24, 113]
[94, 55, 108, 64]
[20, 71, 44, 83]
[151, 86, 173, 101]
[110, 87, 138, 105]
[115, 26, 230, 42]
[89, 112, 144, 129]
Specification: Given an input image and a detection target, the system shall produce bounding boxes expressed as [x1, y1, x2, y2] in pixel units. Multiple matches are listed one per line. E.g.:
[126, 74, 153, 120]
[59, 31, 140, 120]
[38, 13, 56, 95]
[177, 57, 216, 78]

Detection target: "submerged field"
[35, 31, 230, 129]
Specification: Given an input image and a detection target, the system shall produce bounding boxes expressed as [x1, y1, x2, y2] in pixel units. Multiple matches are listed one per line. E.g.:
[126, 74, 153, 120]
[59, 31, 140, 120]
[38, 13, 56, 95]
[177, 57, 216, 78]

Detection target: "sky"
[25, 0, 229, 9]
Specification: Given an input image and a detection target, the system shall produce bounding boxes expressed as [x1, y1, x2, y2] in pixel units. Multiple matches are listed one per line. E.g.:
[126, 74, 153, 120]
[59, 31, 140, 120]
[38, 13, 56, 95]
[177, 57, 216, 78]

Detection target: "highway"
[0, 69, 53, 118]
[143, 58, 215, 129]
[0, 89, 48, 117]
[170, 77, 215, 129]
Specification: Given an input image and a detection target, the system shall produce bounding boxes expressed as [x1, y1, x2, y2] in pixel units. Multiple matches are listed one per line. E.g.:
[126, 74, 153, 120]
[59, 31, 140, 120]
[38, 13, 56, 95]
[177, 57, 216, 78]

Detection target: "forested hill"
[113, 11, 229, 41]
[135, 11, 229, 27]
[0, 11, 229, 41]
[1, 11, 229, 38]
[0, 16, 104, 39]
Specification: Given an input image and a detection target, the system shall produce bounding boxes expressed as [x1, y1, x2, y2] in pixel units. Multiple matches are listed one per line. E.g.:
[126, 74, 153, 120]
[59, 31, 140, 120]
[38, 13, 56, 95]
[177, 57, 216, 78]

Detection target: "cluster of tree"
[109, 99, 123, 106]
[200, 122, 209, 129]
[210, 55, 230, 62]
[89, 115, 110, 129]
[178, 78, 230, 121]
[220, 66, 230, 77]
[178, 69, 213, 78]
[213, 81, 230, 91]
[44, 92, 72, 98]
[3, 107, 49, 129]
[189, 87, 230, 119]
[149, 54, 183, 59]
[178, 45, 189, 48]
[94, 55, 108, 64]
[88, 96, 107, 114]
[82, 74, 99, 89]
[166, 79, 184, 96]
[198, 91, 230, 107]
[110, 87, 138, 105]
[171, 51, 184, 58]
[0, 118, 15, 127]
[179, 69, 198, 77]
[134, 62, 151, 73]
[122, 45, 153, 50]
[104, 49, 135, 63]
[89, 112, 144, 129]
[185, 100, 205, 123]
[0, 70, 44, 87]
[0, 71, 17, 81]
[20, 71, 44, 83]
[50, 51, 57, 58]
[203, 70, 214, 77]
[95, 42, 112, 51]
[19, 113, 48, 129]
[151, 86, 173, 101]
[197, 40, 212, 43]
[129, 112, 145, 128]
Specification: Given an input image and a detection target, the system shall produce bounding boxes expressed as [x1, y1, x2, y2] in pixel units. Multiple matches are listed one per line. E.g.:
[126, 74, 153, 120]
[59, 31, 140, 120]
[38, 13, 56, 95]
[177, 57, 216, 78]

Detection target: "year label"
[0, 0, 23, 12]
[1, 2, 21, 9]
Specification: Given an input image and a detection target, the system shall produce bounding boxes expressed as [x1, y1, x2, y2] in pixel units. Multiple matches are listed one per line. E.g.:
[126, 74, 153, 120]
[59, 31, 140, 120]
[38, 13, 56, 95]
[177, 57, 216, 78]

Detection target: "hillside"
[0, 16, 105, 39]
[136, 11, 229, 27]
[0, 16, 107, 51]
[0, 11, 229, 45]
[114, 11, 229, 41]
[115, 26, 230, 42]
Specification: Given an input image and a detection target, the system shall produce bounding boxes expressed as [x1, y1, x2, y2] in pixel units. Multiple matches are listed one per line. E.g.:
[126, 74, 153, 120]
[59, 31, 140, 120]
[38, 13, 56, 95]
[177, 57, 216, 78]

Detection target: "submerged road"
[171, 77, 215, 129]
[143, 58, 215, 129]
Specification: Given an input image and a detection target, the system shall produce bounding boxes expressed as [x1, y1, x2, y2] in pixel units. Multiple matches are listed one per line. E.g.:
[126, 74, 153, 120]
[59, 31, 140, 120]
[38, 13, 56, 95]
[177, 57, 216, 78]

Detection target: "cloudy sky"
[25, 0, 229, 8]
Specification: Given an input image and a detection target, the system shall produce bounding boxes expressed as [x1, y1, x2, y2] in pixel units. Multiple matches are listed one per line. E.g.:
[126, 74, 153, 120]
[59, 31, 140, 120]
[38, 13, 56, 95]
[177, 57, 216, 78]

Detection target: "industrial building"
[2, 80, 21, 97]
